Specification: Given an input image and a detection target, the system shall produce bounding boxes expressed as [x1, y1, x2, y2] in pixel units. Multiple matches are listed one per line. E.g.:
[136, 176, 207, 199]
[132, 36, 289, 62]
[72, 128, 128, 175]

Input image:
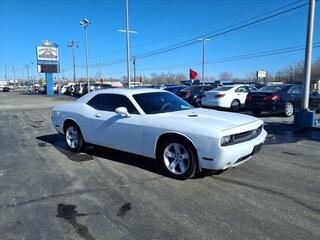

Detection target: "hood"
[159, 108, 260, 131]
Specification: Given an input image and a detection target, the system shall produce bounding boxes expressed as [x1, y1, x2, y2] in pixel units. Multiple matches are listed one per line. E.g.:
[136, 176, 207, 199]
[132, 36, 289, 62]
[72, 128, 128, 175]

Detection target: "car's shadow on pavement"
[36, 133, 224, 179]
[36, 133, 163, 175]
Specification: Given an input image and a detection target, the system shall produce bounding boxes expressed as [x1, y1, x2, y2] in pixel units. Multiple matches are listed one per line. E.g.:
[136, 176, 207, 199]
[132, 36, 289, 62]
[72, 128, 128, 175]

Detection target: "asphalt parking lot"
[0, 92, 319, 240]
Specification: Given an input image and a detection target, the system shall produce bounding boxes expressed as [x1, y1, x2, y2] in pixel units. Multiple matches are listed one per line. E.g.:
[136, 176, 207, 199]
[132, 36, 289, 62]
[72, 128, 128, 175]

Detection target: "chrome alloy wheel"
[163, 143, 190, 175]
[285, 102, 294, 116]
[66, 126, 80, 149]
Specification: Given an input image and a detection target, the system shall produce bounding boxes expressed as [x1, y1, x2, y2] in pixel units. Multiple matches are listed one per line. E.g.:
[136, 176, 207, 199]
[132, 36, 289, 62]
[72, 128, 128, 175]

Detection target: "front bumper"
[198, 129, 267, 170]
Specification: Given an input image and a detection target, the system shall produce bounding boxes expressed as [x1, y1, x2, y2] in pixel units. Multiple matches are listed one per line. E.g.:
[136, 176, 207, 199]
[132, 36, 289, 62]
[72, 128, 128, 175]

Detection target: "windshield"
[257, 85, 287, 93]
[133, 92, 193, 114]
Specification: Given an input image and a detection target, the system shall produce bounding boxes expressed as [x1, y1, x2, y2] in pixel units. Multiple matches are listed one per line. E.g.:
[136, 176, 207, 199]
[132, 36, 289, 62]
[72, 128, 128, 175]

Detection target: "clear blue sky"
[0, 0, 320, 80]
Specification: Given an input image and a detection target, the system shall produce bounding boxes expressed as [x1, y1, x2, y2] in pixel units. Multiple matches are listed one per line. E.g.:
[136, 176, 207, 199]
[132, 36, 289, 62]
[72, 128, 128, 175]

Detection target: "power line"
[135, 1, 310, 60]
[137, 43, 320, 71]
[91, 0, 310, 66]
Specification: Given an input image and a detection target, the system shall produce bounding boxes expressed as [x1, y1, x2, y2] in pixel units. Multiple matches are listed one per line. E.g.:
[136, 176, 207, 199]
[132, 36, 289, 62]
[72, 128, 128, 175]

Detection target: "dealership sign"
[37, 46, 59, 61]
[36, 40, 59, 73]
[256, 70, 267, 79]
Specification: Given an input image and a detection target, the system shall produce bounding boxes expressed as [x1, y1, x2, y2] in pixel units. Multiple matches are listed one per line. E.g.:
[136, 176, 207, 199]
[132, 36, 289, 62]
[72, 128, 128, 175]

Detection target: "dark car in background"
[310, 92, 320, 112]
[2, 87, 10, 92]
[245, 84, 304, 117]
[177, 85, 217, 107]
[163, 85, 186, 95]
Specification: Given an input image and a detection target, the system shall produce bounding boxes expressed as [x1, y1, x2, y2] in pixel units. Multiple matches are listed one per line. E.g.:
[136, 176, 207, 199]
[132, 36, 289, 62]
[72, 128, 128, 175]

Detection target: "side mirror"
[115, 107, 131, 118]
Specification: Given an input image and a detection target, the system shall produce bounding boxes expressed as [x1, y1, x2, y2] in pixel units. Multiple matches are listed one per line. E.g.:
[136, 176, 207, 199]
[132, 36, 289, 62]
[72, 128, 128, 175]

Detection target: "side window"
[87, 94, 139, 114]
[99, 94, 139, 114]
[87, 94, 102, 110]
[235, 86, 248, 93]
[288, 86, 301, 95]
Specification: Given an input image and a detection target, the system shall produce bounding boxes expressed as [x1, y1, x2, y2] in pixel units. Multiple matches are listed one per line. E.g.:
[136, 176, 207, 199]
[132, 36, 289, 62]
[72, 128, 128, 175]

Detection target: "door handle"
[95, 113, 101, 118]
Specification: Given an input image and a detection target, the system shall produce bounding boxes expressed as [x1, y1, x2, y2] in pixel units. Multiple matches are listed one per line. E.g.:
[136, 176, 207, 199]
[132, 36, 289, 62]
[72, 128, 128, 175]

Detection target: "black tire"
[252, 110, 262, 116]
[64, 122, 85, 152]
[284, 102, 294, 117]
[157, 137, 197, 180]
[230, 99, 241, 112]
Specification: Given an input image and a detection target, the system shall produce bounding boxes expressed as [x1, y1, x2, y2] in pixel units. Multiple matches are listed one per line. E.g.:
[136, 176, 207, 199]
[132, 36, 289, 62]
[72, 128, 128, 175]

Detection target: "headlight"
[221, 135, 233, 146]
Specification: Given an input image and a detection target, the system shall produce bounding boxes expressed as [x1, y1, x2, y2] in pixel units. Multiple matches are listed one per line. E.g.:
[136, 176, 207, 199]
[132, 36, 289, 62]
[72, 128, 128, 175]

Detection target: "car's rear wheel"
[230, 99, 241, 112]
[64, 123, 84, 152]
[158, 138, 197, 180]
[284, 102, 294, 117]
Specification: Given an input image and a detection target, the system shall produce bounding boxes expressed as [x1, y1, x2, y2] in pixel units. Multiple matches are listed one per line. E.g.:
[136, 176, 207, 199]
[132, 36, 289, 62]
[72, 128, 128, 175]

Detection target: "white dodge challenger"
[52, 88, 267, 179]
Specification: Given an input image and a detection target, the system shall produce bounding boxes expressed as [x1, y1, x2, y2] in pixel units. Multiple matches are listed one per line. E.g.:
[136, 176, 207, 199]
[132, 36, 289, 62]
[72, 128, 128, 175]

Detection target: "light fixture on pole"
[198, 38, 211, 85]
[80, 18, 90, 92]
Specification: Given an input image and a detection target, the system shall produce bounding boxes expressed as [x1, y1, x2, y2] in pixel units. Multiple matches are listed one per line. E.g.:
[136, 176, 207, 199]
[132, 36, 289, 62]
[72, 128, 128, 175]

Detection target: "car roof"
[77, 87, 166, 103]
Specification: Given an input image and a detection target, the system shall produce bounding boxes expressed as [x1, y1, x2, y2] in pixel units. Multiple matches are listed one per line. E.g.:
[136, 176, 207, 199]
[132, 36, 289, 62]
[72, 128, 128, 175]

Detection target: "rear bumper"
[201, 98, 230, 108]
[246, 102, 285, 113]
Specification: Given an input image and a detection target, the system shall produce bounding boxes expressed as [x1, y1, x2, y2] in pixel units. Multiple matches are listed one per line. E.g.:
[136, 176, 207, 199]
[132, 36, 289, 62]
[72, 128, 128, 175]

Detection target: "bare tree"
[219, 72, 233, 80]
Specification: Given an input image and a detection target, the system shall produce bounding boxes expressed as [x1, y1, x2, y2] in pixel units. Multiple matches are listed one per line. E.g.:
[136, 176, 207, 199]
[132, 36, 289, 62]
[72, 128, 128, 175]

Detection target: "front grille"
[232, 125, 263, 144]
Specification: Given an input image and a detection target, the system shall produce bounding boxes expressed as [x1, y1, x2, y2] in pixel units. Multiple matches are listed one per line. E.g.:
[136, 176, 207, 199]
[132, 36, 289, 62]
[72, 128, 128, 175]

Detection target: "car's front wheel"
[64, 123, 85, 152]
[158, 138, 197, 180]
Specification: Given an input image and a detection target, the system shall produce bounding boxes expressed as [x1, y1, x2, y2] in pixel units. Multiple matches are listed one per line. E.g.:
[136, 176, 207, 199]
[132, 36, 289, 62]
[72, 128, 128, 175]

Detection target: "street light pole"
[199, 38, 210, 85]
[125, 0, 131, 88]
[80, 19, 90, 93]
[302, 0, 315, 110]
[294, 0, 317, 128]
[84, 27, 89, 91]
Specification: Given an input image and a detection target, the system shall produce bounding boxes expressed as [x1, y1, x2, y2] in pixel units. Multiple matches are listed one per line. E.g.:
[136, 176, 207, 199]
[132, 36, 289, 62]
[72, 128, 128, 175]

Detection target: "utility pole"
[125, 0, 131, 88]
[198, 38, 211, 85]
[25, 65, 30, 82]
[133, 56, 136, 87]
[4, 65, 8, 82]
[12, 65, 16, 84]
[67, 40, 79, 83]
[98, 62, 102, 80]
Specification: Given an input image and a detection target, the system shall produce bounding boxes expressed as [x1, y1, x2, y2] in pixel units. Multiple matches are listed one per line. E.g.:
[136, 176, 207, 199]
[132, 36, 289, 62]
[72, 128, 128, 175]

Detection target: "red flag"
[189, 68, 198, 80]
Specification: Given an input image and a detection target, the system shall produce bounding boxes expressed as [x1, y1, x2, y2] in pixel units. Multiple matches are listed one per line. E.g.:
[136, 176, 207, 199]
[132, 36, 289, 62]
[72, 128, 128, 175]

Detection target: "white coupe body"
[52, 88, 267, 174]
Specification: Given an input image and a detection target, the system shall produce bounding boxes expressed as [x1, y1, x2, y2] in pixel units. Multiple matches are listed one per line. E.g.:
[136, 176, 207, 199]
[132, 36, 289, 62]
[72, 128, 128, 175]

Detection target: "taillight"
[185, 92, 191, 98]
[246, 95, 252, 102]
[215, 94, 225, 98]
[264, 95, 280, 101]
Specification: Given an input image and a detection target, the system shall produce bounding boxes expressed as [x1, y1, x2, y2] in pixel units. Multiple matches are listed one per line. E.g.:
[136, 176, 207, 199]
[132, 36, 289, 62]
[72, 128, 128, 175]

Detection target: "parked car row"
[162, 83, 320, 117]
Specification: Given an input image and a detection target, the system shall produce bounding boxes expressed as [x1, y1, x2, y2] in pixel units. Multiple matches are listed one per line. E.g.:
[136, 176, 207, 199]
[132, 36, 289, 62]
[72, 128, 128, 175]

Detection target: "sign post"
[45, 73, 54, 95]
